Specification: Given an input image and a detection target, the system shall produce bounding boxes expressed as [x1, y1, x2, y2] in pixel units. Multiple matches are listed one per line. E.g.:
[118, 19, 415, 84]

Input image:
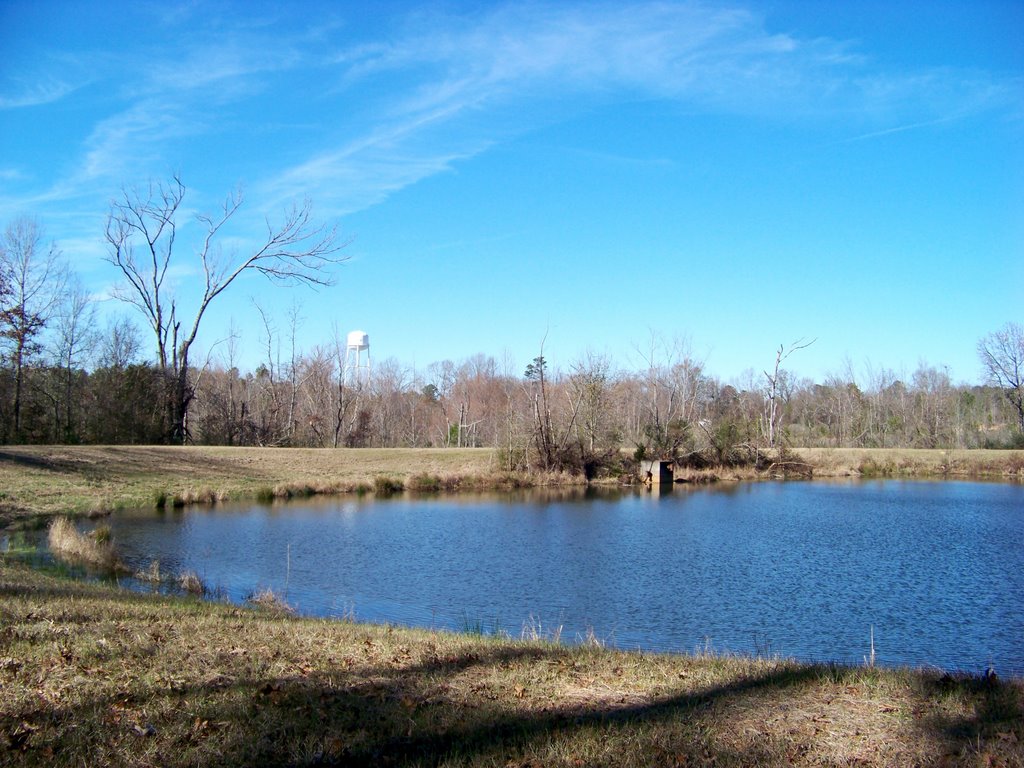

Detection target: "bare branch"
[104, 175, 347, 443]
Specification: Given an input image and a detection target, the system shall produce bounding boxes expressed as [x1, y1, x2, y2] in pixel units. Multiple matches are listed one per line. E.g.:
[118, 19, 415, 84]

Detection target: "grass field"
[792, 447, 1024, 479]
[1, 560, 1021, 767]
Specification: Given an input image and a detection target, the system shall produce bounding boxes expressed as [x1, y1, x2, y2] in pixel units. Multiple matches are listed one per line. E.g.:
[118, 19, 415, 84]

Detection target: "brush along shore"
[1, 445, 1022, 530]
[0, 560, 1021, 767]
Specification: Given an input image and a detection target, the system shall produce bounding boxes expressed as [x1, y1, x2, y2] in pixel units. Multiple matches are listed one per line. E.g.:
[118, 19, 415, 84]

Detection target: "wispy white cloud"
[323, 4, 898, 117]
[138, 40, 301, 98]
[843, 115, 963, 143]
[0, 77, 78, 109]
[258, 2, 1017, 213]
[14, 28, 306, 209]
[4, 1, 1019, 250]
[78, 100, 202, 183]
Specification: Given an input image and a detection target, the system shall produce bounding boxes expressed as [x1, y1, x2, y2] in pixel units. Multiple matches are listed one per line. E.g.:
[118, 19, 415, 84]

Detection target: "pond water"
[53, 480, 1024, 673]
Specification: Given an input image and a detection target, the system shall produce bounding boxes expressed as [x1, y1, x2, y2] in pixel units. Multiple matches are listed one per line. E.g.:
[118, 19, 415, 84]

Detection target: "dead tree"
[763, 338, 815, 449]
[105, 175, 346, 443]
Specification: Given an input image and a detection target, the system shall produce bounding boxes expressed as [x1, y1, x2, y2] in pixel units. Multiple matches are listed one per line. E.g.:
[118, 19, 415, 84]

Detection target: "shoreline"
[2, 445, 1022, 530]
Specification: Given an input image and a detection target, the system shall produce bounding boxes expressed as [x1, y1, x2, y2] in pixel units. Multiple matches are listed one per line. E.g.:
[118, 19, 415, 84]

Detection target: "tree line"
[3, 294, 1021, 464]
[2, 180, 1022, 469]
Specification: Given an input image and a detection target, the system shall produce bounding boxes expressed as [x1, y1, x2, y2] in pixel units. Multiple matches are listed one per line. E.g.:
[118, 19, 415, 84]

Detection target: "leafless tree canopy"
[104, 175, 347, 443]
[0, 216, 65, 439]
[978, 322, 1024, 431]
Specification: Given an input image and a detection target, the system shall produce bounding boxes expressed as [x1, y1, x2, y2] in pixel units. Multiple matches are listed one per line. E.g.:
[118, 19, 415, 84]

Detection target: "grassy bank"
[2, 445, 1022, 530]
[1, 560, 1021, 767]
[0, 446, 515, 529]
[793, 447, 1024, 479]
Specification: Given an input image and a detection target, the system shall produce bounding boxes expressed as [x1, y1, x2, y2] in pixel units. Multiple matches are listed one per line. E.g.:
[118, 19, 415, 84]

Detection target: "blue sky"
[1, 0, 1021, 386]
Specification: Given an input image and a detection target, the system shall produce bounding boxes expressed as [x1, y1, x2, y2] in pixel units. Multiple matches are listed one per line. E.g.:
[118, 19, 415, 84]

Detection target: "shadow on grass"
[10, 646, 816, 766]
[916, 671, 1024, 751]
[0, 446, 257, 484]
[3, 567, 1022, 766]
[13, 638, 1021, 767]
[0, 450, 67, 472]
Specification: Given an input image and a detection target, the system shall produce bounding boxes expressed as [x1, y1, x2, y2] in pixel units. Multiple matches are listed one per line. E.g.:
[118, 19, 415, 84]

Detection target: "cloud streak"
[258, 2, 1017, 214]
[0, 78, 79, 109]
[3, 1, 1019, 239]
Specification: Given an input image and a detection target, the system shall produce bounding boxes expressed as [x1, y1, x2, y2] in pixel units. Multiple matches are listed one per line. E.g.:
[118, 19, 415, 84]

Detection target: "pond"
[41, 480, 1024, 673]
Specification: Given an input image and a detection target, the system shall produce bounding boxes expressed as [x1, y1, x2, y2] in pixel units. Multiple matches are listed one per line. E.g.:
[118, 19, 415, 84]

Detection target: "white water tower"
[345, 330, 370, 387]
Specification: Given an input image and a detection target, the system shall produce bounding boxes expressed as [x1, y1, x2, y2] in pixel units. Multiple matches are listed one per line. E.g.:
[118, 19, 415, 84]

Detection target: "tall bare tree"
[52, 277, 98, 442]
[763, 338, 815, 449]
[978, 322, 1024, 432]
[0, 216, 65, 440]
[105, 175, 346, 443]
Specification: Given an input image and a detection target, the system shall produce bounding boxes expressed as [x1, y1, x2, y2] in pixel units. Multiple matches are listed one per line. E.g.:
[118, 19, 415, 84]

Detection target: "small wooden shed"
[642, 460, 674, 486]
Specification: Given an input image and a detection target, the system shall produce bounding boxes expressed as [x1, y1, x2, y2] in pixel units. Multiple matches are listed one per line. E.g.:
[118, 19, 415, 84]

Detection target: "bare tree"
[0, 216, 65, 440]
[978, 322, 1024, 432]
[524, 350, 555, 469]
[99, 316, 144, 369]
[763, 338, 815, 449]
[632, 333, 705, 459]
[52, 277, 98, 442]
[105, 175, 346, 443]
[569, 351, 614, 454]
[331, 325, 358, 448]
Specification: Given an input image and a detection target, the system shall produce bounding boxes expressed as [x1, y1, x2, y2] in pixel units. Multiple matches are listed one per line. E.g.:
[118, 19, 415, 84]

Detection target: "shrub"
[406, 473, 443, 492]
[92, 524, 112, 545]
[373, 476, 404, 496]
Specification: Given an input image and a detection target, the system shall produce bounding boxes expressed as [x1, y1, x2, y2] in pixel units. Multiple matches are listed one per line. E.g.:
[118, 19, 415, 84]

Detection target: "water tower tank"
[344, 330, 371, 387]
[347, 330, 369, 350]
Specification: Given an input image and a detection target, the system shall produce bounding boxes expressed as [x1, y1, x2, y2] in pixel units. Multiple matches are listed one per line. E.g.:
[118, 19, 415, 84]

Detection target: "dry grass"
[0, 446, 508, 528]
[178, 570, 206, 595]
[245, 587, 294, 615]
[45, 517, 122, 571]
[794, 447, 1024, 479]
[0, 560, 1020, 767]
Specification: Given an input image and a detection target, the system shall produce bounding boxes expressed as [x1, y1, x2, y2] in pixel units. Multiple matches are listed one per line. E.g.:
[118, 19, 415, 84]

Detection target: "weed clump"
[373, 476, 404, 496]
[407, 473, 463, 492]
[268, 483, 317, 501]
[858, 457, 897, 477]
[136, 559, 162, 583]
[406, 473, 442, 492]
[47, 517, 123, 571]
[178, 570, 206, 595]
[246, 588, 294, 614]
